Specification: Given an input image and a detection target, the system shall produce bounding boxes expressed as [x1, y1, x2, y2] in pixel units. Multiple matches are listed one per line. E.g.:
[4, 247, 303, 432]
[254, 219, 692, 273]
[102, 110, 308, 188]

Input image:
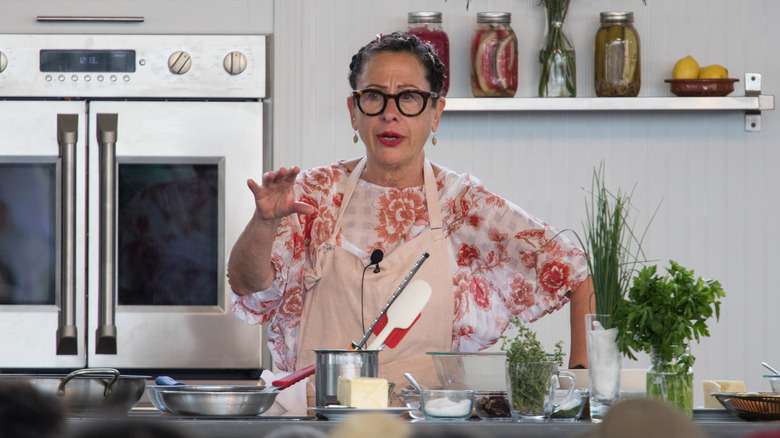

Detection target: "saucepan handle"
[271, 364, 316, 390]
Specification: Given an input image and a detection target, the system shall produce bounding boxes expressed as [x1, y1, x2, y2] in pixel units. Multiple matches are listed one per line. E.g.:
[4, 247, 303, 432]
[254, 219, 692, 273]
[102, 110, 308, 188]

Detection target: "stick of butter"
[702, 380, 746, 408]
[337, 376, 389, 409]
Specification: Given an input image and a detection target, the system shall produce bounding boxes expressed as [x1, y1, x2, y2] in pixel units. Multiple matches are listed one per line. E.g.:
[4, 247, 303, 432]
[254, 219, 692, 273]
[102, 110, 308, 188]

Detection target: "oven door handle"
[96, 114, 118, 355]
[56, 114, 79, 355]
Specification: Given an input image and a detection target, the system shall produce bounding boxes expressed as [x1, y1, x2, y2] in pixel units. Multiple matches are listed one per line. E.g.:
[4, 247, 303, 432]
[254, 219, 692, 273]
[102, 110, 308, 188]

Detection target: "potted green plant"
[613, 261, 725, 415]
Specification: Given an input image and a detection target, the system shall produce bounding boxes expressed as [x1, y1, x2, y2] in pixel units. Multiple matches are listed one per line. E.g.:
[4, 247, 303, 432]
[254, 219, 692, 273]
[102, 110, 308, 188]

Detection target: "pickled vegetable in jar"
[471, 12, 518, 98]
[407, 11, 450, 96]
[594, 11, 641, 97]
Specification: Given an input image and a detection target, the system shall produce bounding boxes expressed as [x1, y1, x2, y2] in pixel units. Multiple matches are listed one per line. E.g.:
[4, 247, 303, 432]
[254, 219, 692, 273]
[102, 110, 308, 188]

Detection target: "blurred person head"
[265, 425, 328, 438]
[74, 418, 202, 438]
[0, 380, 65, 438]
[328, 413, 411, 438]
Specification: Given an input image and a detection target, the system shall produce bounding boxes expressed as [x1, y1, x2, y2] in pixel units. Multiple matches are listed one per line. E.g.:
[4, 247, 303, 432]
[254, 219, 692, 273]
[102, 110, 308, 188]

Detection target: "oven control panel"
[0, 34, 266, 98]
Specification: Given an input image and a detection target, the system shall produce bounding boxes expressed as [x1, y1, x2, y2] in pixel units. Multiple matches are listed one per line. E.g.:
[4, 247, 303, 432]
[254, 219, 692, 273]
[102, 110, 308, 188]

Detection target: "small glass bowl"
[765, 375, 780, 393]
[473, 391, 512, 421]
[401, 389, 424, 419]
[420, 389, 474, 421]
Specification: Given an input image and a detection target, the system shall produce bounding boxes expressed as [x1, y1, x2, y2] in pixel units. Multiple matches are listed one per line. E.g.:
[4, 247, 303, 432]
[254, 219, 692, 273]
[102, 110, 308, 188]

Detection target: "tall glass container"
[594, 11, 641, 97]
[407, 11, 450, 96]
[470, 12, 518, 98]
[646, 346, 694, 417]
[538, 0, 576, 97]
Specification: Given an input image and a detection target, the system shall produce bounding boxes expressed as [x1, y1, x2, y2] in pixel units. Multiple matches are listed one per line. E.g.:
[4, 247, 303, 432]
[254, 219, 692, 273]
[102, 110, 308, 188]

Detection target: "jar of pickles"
[594, 11, 641, 97]
[470, 12, 518, 98]
[407, 11, 450, 96]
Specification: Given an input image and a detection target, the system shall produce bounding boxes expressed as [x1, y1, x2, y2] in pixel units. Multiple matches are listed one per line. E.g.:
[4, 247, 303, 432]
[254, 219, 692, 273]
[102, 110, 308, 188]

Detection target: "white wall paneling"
[273, 0, 780, 406]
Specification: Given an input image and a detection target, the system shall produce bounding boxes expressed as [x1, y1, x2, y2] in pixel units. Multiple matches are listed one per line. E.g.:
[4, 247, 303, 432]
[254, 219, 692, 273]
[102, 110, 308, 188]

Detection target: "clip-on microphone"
[370, 249, 384, 273]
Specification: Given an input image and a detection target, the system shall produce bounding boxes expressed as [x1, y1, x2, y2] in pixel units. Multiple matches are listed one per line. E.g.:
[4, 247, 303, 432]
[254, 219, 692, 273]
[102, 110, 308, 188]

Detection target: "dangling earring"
[431, 131, 438, 146]
[353, 131, 359, 143]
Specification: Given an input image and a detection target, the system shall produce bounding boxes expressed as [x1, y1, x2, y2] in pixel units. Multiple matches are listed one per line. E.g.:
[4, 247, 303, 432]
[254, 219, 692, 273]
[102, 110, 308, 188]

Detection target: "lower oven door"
[0, 100, 88, 368]
[86, 100, 263, 370]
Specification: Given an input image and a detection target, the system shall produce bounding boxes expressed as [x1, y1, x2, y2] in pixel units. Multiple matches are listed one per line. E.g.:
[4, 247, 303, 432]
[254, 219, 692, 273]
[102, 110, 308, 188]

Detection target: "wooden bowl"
[664, 78, 739, 97]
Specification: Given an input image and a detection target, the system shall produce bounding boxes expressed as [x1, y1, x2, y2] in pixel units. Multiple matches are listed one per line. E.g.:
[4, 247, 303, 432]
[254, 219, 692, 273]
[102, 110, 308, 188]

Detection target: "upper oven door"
[87, 100, 262, 369]
[0, 100, 88, 368]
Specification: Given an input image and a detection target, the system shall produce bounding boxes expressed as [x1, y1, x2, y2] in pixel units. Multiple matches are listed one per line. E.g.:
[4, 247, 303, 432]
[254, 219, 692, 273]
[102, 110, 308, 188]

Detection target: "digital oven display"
[39, 49, 136, 73]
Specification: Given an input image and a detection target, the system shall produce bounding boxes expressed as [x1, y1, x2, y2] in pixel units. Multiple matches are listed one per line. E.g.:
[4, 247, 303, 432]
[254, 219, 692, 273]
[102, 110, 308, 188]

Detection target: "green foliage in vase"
[538, 0, 576, 97]
[500, 321, 563, 415]
[613, 261, 725, 371]
[578, 166, 655, 327]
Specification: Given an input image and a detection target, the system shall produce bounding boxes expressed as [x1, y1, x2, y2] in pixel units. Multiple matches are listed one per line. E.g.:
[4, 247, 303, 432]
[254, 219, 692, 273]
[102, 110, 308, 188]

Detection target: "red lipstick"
[377, 131, 405, 147]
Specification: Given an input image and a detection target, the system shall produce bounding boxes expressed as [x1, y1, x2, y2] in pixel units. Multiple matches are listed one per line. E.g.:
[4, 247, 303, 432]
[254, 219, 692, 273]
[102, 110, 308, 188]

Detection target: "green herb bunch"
[579, 166, 654, 326]
[614, 261, 725, 370]
[501, 321, 563, 415]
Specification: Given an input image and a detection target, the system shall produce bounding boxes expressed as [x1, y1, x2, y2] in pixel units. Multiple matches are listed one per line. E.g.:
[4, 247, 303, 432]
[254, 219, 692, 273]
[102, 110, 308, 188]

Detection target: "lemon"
[672, 56, 700, 79]
[698, 64, 729, 79]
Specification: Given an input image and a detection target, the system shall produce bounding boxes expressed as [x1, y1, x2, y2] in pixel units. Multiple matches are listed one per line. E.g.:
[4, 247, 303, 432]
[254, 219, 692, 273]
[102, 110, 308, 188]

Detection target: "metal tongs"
[351, 252, 430, 350]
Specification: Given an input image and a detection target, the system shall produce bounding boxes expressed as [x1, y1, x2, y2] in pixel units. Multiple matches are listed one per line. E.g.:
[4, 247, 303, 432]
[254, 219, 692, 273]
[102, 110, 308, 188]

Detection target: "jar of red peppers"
[407, 11, 450, 96]
[471, 12, 518, 97]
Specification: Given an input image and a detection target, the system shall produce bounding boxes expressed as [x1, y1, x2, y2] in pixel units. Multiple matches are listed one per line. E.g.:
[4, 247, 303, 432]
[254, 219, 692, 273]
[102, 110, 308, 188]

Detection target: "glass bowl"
[426, 352, 507, 391]
[765, 375, 780, 393]
[473, 390, 512, 420]
[420, 389, 474, 421]
[401, 388, 424, 419]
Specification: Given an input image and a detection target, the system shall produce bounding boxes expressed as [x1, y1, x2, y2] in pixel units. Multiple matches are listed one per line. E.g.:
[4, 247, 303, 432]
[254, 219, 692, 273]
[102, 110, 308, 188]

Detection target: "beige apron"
[297, 157, 453, 406]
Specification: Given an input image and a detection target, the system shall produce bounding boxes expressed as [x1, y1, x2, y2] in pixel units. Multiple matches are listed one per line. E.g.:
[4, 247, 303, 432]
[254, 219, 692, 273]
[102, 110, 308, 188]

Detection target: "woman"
[228, 32, 591, 404]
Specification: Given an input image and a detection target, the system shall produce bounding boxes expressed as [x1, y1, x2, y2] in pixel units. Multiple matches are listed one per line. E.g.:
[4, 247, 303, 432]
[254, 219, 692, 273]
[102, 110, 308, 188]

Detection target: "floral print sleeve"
[439, 170, 588, 352]
[231, 163, 346, 371]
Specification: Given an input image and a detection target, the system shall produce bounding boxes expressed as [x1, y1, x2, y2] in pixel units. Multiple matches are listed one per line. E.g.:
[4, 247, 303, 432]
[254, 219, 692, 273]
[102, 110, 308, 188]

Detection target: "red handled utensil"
[367, 279, 432, 350]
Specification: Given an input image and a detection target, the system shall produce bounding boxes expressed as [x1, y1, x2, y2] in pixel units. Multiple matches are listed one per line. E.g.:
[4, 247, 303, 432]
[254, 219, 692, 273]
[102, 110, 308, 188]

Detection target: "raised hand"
[247, 166, 317, 221]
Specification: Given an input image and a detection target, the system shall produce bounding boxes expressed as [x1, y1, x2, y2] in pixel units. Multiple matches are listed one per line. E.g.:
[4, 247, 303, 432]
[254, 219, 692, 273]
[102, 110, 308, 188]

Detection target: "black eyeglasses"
[352, 89, 440, 117]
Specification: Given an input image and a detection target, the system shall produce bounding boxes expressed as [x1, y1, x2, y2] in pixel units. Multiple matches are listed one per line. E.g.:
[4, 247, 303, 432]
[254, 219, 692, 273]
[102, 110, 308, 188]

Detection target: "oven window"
[0, 163, 56, 305]
[118, 163, 219, 306]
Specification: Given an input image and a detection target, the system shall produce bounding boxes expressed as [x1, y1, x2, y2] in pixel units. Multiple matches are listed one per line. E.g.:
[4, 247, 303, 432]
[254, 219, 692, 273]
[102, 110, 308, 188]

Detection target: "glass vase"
[538, 0, 576, 97]
[646, 346, 693, 417]
[585, 313, 621, 422]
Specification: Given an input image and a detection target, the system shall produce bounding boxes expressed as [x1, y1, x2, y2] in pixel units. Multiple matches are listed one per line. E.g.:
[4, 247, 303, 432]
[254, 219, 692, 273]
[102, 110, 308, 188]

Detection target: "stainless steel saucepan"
[0, 368, 148, 413]
[149, 366, 315, 416]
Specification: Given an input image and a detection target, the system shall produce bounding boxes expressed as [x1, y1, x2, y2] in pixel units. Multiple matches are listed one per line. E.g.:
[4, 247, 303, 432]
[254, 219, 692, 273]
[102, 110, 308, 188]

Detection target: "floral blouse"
[231, 160, 588, 372]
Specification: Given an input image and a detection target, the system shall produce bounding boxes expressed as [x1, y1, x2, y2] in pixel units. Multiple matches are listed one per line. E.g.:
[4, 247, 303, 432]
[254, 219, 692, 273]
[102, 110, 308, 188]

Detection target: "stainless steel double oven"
[0, 34, 266, 375]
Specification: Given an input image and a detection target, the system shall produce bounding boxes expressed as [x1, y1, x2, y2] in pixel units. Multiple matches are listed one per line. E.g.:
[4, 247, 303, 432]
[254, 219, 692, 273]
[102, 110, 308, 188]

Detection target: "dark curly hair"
[348, 32, 447, 97]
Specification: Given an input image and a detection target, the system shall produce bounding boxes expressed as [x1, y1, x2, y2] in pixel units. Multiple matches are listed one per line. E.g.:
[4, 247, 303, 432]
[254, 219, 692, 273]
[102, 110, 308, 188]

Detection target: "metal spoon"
[762, 362, 780, 375]
[404, 372, 424, 392]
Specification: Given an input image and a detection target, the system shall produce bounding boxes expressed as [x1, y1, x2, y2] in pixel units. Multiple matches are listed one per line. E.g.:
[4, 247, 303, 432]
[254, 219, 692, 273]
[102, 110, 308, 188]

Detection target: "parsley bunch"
[614, 261, 725, 370]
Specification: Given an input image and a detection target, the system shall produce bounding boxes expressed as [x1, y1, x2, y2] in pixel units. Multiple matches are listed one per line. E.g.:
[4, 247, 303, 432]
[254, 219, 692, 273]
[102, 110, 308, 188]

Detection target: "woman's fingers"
[247, 166, 314, 219]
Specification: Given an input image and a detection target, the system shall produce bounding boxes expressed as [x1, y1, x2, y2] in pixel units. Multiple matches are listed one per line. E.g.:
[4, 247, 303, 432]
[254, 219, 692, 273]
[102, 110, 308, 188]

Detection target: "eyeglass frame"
[351, 88, 441, 117]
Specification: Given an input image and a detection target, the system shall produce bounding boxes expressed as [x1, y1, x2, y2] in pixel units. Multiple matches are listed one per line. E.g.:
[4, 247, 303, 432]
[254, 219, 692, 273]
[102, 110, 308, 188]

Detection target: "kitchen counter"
[61, 409, 780, 438]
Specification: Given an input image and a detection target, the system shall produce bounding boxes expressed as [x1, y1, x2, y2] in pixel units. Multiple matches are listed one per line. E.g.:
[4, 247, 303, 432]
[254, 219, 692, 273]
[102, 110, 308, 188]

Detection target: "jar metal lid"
[599, 11, 634, 23]
[476, 12, 511, 23]
[408, 11, 443, 23]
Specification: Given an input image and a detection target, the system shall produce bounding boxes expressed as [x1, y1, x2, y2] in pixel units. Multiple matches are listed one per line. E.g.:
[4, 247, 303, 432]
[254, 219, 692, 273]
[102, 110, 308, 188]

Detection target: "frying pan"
[150, 367, 314, 416]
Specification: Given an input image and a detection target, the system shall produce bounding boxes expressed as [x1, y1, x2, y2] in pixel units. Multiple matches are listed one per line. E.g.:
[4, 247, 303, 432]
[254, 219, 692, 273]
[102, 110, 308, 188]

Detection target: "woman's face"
[348, 51, 445, 177]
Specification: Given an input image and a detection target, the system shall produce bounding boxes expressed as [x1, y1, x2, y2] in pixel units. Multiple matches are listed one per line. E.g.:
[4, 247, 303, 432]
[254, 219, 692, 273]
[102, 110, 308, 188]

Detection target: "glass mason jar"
[470, 12, 518, 98]
[646, 346, 693, 417]
[407, 11, 450, 96]
[594, 11, 641, 97]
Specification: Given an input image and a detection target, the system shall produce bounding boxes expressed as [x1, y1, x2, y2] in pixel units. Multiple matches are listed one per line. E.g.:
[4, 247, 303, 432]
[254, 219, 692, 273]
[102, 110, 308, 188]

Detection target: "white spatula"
[367, 279, 432, 351]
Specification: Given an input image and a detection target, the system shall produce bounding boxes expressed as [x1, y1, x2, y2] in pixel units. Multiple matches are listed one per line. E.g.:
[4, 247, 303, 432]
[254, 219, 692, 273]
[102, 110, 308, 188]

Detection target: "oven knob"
[168, 51, 192, 74]
[0, 52, 7, 73]
[223, 51, 247, 75]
